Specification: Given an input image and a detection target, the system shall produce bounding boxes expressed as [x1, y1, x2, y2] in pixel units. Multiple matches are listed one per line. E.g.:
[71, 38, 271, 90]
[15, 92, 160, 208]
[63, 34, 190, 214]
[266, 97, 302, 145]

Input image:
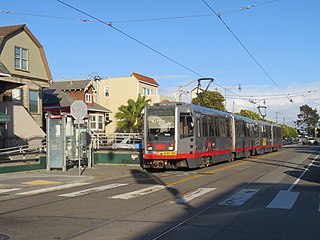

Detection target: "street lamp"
[225, 83, 241, 112]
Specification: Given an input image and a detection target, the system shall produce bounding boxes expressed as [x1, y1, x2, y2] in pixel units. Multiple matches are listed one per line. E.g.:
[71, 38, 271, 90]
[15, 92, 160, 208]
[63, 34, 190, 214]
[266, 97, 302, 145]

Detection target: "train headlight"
[147, 143, 153, 151]
[168, 143, 174, 151]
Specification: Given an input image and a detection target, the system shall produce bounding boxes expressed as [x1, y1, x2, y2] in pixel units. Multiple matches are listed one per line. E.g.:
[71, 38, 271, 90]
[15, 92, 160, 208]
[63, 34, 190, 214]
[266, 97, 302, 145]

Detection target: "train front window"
[147, 108, 175, 141]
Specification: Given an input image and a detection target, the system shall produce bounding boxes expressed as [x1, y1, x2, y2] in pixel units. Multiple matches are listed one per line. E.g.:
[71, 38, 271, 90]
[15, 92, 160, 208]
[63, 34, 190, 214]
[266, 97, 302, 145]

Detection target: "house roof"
[51, 80, 95, 92]
[131, 72, 159, 86]
[0, 24, 25, 46]
[43, 80, 111, 113]
[0, 60, 10, 76]
[0, 24, 52, 80]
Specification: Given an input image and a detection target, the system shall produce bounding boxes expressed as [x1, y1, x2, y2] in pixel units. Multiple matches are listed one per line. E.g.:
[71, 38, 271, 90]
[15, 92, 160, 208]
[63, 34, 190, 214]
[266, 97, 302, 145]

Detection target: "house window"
[98, 115, 104, 129]
[29, 90, 39, 113]
[14, 46, 28, 71]
[90, 115, 97, 129]
[105, 113, 110, 122]
[143, 88, 152, 96]
[85, 93, 92, 103]
[90, 114, 105, 130]
[12, 88, 23, 103]
[104, 86, 109, 97]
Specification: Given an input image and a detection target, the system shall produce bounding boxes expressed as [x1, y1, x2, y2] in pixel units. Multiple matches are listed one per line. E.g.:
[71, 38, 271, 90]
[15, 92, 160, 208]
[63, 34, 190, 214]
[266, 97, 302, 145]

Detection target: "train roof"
[152, 102, 231, 117]
[232, 113, 255, 123]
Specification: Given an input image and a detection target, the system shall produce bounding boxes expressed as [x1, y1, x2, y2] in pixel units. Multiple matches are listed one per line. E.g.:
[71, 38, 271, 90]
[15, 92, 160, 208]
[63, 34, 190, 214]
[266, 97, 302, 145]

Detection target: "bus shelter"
[45, 112, 92, 172]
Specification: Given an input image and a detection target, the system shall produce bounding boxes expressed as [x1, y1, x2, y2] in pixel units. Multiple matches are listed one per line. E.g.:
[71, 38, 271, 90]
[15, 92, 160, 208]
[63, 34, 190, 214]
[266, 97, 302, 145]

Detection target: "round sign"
[70, 100, 88, 120]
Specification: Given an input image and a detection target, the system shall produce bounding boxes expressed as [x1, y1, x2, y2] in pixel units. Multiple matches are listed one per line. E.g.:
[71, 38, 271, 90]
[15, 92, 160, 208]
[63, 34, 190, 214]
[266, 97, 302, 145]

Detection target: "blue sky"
[1, 0, 320, 125]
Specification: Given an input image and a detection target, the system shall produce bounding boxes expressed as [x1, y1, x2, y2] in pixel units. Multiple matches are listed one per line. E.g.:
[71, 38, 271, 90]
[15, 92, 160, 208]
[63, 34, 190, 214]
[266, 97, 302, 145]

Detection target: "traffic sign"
[70, 100, 88, 120]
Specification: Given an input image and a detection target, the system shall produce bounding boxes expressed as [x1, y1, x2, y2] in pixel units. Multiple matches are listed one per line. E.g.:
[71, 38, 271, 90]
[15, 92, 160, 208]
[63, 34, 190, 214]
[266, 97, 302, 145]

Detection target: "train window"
[237, 120, 245, 137]
[202, 115, 208, 137]
[215, 117, 220, 136]
[197, 117, 201, 138]
[147, 108, 175, 141]
[226, 119, 231, 137]
[179, 113, 194, 138]
[208, 116, 215, 137]
[219, 118, 226, 137]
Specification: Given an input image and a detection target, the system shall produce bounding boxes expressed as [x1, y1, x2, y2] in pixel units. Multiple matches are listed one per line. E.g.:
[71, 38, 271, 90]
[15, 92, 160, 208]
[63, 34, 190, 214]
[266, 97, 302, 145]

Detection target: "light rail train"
[143, 102, 282, 170]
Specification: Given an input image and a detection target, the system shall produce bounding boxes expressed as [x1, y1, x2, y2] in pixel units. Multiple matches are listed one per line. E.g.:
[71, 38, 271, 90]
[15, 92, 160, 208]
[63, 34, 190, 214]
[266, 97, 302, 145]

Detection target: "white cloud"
[156, 80, 320, 127]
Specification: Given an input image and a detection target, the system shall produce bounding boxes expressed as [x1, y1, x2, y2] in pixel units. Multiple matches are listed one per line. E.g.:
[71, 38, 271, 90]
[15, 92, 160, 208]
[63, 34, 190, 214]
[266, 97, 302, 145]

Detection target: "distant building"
[0, 24, 52, 147]
[95, 72, 174, 133]
[43, 80, 111, 133]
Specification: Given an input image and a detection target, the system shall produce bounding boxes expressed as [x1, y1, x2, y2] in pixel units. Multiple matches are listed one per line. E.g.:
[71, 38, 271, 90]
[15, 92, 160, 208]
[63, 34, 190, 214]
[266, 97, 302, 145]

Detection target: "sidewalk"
[0, 164, 143, 187]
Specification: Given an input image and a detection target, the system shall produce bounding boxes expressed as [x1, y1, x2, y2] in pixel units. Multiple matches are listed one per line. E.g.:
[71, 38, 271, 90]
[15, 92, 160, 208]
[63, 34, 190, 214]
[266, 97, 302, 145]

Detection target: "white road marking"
[266, 190, 300, 209]
[16, 182, 89, 196]
[110, 185, 166, 200]
[59, 183, 128, 197]
[0, 188, 22, 194]
[287, 154, 319, 192]
[218, 189, 259, 206]
[267, 154, 319, 210]
[172, 188, 216, 204]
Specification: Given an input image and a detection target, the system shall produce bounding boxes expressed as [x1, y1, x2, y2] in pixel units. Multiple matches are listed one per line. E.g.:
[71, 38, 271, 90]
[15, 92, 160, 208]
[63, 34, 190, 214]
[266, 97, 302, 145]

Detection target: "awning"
[0, 112, 10, 123]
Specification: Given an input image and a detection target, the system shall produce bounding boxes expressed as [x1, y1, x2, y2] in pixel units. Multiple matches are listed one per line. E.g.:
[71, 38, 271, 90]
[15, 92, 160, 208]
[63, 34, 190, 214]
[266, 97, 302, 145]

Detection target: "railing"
[0, 141, 46, 163]
[90, 131, 141, 150]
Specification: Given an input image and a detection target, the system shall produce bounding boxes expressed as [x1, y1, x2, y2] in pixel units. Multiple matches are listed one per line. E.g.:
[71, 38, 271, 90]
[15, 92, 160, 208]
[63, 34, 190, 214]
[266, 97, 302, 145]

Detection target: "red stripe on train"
[144, 149, 232, 160]
[144, 143, 282, 160]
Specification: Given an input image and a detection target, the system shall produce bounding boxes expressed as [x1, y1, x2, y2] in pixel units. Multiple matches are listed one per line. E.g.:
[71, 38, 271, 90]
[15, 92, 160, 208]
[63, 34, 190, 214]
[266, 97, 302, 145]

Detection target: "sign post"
[70, 101, 88, 176]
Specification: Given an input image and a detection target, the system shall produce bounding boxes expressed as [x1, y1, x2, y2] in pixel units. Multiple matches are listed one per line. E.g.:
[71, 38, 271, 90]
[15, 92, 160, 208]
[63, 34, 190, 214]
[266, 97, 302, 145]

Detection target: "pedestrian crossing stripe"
[59, 183, 128, 197]
[172, 188, 216, 204]
[110, 185, 166, 200]
[219, 189, 259, 206]
[0, 188, 22, 194]
[16, 182, 89, 196]
[22, 180, 63, 185]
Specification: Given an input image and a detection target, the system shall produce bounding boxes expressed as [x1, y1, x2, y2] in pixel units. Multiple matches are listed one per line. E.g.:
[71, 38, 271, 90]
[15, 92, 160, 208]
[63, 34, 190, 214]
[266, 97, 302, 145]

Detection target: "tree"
[115, 95, 150, 133]
[296, 104, 319, 137]
[236, 109, 264, 120]
[191, 90, 225, 111]
[280, 124, 299, 139]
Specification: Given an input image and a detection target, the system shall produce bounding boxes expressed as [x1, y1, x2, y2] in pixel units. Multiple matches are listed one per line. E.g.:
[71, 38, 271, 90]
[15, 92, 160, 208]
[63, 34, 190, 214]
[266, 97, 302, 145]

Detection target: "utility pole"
[178, 83, 183, 102]
[275, 112, 279, 123]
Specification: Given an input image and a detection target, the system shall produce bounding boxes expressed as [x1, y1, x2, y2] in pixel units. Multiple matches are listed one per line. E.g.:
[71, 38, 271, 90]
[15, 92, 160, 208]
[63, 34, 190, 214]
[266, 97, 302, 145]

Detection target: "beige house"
[0, 24, 52, 147]
[96, 72, 173, 133]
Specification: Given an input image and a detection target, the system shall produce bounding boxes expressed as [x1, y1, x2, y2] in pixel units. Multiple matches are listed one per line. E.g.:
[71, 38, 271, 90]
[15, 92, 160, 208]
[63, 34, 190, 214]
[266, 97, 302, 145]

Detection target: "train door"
[195, 113, 204, 166]
[178, 111, 195, 156]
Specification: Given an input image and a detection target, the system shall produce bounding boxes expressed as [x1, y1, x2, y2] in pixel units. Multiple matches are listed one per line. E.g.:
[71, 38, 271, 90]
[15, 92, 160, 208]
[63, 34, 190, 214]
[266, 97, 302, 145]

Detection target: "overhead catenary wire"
[0, 10, 94, 22]
[1, 1, 279, 24]
[201, 0, 294, 104]
[56, 0, 251, 104]
[57, 0, 205, 78]
[1, 4, 253, 103]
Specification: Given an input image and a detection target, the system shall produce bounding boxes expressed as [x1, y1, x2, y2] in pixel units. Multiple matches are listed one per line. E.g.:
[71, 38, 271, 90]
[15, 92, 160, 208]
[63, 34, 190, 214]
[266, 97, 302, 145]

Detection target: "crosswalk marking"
[59, 183, 128, 197]
[110, 185, 166, 200]
[0, 188, 22, 194]
[266, 190, 300, 210]
[172, 188, 216, 204]
[219, 189, 259, 206]
[16, 182, 89, 196]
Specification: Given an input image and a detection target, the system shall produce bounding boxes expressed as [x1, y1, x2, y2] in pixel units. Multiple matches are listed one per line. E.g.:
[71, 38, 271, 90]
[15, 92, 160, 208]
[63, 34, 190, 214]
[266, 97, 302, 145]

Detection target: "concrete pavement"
[0, 164, 143, 190]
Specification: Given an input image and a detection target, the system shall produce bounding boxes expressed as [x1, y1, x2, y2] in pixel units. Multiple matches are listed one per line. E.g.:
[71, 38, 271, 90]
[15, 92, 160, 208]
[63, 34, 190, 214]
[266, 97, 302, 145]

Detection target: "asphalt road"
[0, 145, 319, 240]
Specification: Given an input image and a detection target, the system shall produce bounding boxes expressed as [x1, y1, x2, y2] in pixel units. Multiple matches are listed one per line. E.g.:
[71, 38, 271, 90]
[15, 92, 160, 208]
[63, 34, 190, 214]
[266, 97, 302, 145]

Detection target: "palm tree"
[115, 94, 151, 133]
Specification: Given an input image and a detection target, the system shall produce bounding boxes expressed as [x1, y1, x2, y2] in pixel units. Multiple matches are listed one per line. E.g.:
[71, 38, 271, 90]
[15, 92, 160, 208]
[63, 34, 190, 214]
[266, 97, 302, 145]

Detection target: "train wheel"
[202, 158, 210, 167]
[228, 153, 235, 162]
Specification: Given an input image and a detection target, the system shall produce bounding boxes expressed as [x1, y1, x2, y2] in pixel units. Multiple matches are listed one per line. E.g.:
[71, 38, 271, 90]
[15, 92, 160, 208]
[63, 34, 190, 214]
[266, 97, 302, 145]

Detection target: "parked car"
[302, 137, 318, 145]
[111, 137, 143, 150]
